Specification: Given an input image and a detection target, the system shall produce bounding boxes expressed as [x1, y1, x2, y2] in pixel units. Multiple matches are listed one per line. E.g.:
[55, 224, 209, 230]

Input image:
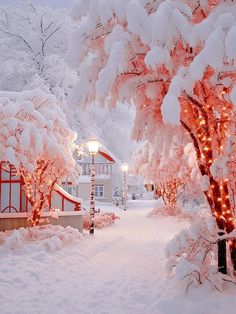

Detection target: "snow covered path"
[0, 200, 236, 314]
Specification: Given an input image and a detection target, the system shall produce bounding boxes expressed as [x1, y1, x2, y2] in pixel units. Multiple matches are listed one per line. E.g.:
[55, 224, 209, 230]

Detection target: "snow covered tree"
[133, 128, 189, 208]
[0, 1, 137, 174]
[68, 0, 236, 274]
[0, 0, 76, 103]
[0, 90, 77, 226]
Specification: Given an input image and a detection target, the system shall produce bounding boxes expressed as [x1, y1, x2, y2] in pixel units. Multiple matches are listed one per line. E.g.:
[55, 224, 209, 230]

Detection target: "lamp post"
[87, 140, 99, 235]
[121, 163, 128, 211]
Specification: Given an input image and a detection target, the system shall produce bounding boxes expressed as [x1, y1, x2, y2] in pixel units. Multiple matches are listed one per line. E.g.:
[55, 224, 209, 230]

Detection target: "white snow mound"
[0, 225, 83, 256]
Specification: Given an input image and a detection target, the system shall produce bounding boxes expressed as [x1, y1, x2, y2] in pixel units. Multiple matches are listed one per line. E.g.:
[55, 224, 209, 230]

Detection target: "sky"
[0, 0, 75, 8]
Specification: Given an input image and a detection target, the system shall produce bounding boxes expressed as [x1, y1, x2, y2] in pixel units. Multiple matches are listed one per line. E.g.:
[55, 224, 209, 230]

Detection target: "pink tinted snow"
[0, 201, 235, 314]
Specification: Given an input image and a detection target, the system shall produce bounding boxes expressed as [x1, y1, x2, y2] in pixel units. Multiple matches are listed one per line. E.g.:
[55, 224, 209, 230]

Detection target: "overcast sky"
[0, 0, 75, 8]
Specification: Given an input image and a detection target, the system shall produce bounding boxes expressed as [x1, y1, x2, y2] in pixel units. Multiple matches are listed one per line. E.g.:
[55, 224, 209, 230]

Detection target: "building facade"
[62, 150, 115, 203]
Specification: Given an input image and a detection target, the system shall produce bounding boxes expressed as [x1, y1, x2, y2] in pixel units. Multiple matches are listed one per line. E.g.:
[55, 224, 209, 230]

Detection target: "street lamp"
[87, 140, 99, 234]
[121, 163, 128, 211]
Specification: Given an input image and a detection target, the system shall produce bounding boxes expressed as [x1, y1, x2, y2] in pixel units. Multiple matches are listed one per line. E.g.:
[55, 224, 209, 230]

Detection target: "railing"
[79, 162, 113, 176]
[0, 160, 82, 213]
[52, 185, 82, 211]
[0, 162, 26, 213]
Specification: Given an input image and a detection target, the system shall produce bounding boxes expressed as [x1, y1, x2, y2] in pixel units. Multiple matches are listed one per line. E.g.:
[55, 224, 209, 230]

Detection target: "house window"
[95, 185, 104, 198]
[67, 186, 72, 195]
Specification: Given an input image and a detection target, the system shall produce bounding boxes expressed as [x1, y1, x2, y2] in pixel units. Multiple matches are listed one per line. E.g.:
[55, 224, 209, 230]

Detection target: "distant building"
[61, 150, 115, 202]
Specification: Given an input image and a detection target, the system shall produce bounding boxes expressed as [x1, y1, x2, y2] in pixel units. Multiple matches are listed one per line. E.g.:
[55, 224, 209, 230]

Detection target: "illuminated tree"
[0, 90, 77, 226]
[0, 1, 138, 170]
[133, 128, 188, 208]
[69, 0, 236, 273]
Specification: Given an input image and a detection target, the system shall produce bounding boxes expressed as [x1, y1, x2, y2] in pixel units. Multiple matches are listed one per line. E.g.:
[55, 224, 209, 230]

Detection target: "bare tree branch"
[44, 24, 62, 42]
[0, 27, 32, 50]
[44, 21, 54, 33]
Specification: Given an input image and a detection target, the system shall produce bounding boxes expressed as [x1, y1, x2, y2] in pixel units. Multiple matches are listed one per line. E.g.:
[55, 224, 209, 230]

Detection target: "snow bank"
[0, 201, 235, 314]
[165, 214, 236, 291]
[0, 225, 83, 256]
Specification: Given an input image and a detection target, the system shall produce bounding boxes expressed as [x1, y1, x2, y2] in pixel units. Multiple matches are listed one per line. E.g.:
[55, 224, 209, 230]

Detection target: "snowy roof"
[77, 143, 116, 163]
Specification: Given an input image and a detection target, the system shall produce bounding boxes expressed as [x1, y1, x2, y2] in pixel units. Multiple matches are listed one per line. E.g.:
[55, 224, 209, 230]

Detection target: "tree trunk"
[30, 194, 45, 226]
[218, 233, 227, 274]
[207, 178, 227, 274]
[229, 238, 236, 274]
[206, 177, 236, 274]
[180, 110, 235, 275]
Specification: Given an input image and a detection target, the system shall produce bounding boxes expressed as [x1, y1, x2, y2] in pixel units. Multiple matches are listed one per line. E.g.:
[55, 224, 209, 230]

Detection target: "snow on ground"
[0, 200, 235, 314]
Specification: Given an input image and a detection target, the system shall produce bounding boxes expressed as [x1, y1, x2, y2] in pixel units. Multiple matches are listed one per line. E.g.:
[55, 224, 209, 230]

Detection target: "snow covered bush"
[0, 225, 82, 255]
[69, 0, 236, 274]
[0, 90, 77, 226]
[166, 213, 236, 291]
[147, 204, 182, 218]
[83, 212, 120, 230]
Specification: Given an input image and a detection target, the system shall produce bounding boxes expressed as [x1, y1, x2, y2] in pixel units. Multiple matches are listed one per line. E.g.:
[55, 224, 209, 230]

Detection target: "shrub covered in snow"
[83, 212, 120, 230]
[147, 204, 182, 218]
[165, 213, 236, 291]
[0, 225, 83, 256]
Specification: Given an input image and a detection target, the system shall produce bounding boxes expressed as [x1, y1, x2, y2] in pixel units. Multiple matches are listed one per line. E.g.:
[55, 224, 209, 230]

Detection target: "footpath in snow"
[0, 200, 236, 314]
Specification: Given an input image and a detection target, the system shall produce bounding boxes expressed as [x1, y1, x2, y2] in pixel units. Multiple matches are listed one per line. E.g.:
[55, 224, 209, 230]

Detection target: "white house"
[61, 150, 115, 202]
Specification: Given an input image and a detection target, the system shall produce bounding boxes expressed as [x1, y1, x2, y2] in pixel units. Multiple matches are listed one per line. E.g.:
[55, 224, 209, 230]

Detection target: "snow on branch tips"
[0, 2, 76, 104]
[0, 90, 77, 226]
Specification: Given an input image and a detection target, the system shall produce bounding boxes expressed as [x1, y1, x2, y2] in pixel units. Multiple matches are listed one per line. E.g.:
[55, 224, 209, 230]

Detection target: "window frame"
[94, 185, 105, 199]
